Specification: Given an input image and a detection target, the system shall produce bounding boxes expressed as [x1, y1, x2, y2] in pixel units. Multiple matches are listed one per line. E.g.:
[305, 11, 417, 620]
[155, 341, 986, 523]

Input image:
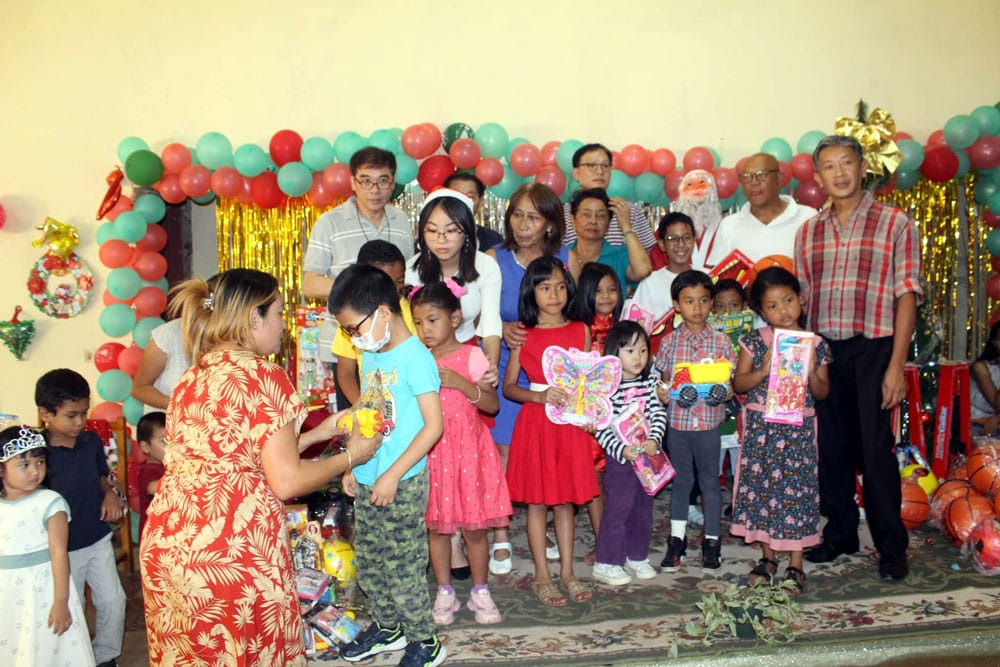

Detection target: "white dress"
[0, 489, 95, 667]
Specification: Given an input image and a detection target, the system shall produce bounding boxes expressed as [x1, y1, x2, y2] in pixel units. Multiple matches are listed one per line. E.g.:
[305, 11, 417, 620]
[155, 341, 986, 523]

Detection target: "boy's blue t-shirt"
[46, 430, 112, 551]
[353, 334, 440, 486]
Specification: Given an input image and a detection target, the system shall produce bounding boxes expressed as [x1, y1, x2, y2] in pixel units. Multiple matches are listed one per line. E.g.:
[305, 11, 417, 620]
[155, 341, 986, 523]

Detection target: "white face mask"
[351, 310, 391, 352]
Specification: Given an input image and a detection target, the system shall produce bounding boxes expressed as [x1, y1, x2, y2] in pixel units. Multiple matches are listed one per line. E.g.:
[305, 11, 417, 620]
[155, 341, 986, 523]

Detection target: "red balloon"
[402, 124, 438, 160]
[417, 155, 456, 192]
[156, 173, 187, 205]
[136, 223, 168, 253]
[790, 153, 815, 181]
[893, 132, 913, 142]
[251, 172, 285, 209]
[133, 286, 168, 318]
[179, 165, 211, 198]
[683, 147, 714, 172]
[777, 161, 792, 188]
[969, 136, 1000, 171]
[926, 129, 947, 148]
[322, 163, 353, 198]
[161, 143, 192, 173]
[235, 176, 254, 206]
[118, 344, 145, 377]
[986, 210, 1000, 229]
[0, 202, 5, 230]
[611, 150, 621, 169]
[618, 144, 650, 177]
[534, 166, 567, 197]
[795, 179, 829, 209]
[94, 342, 126, 372]
[475, 157, 504, 186]
[105, 194, 134, 221]
[449, 138, 481, 170]
[133, 251, 168, 281]
[991, 256, 1000, 272]
[269, 129, 304, 167]
[102, 289, 134, 307]
[99, 239, 134, 269]
[921, 146, 960, 183]
[306, 173, 336, 208]
[665, 171, 685, 201]
[991, 307, 1000, 328]
[211, 166, 243, 198]
[90, 401, 123, 422]
[988, 273, 1000, 301]
[712, 167, 740, 199]
[510, 143, 542, 177]
[734, 156, 749, 177]
[540, 141, 560, 167]
[649, 149, 677, 177]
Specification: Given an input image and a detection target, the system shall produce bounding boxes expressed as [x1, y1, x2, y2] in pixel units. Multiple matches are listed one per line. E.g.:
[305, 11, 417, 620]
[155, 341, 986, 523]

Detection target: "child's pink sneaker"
[466, 587, 502, 624]
[432, 588, 460, 625]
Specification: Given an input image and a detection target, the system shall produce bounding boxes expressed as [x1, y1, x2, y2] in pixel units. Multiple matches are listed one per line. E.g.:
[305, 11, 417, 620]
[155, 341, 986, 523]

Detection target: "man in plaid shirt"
[794, 135, 922, 582]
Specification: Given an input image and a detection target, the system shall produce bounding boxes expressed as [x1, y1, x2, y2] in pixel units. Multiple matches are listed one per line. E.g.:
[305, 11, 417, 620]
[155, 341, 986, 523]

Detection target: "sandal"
[783, 566, 806, 596]
[532, 579, 566, 606]
[747, 557, 779, 585]
[489, 541, 513, 575]
[561, 576, 592, 603]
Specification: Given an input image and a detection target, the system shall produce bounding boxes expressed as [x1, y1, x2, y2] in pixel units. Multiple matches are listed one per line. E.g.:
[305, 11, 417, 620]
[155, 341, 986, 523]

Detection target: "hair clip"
[408, 285, 421, 300]
[444, 277, 467, 299]
[0, 426, 46, 463]
[203, 294, 214, 311]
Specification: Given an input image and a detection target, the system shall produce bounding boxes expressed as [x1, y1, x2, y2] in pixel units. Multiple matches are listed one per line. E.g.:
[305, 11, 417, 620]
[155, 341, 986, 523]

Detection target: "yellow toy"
[901, 463, 939, 497]
[336, 408, 384, 438]
[669, 358, 733, 407]
[322, 536, 357, 584]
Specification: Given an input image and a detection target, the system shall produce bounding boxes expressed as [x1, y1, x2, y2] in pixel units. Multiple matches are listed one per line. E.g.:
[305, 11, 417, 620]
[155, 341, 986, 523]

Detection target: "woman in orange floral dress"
[139, 269, 380, 666]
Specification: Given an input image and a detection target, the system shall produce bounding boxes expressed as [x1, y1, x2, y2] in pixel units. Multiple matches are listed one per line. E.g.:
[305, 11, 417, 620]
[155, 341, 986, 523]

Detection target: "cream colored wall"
[1, 0, 998, 420]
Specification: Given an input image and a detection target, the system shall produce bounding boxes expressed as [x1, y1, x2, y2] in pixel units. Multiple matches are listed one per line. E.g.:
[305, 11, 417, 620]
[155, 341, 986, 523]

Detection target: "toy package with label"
[764, 329, 814, 426]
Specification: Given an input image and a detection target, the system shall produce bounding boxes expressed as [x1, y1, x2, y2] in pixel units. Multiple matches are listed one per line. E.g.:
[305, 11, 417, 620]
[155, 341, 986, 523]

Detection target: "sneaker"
[340, 622, 407, 662]
[432, 588, 461, 625]
[660, 536, 687, 572]
[624, 558, 658, 579]
[398, 635, 447, 667]
[687, 505, 704, 526]
[592, 562, 632, 586]
[467, 588, 502, 624]
[702, 538, 722, 570]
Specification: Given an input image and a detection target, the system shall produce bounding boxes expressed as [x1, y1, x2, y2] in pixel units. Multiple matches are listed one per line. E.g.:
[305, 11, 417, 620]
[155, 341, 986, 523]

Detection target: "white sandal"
[489, 541, 513, 575]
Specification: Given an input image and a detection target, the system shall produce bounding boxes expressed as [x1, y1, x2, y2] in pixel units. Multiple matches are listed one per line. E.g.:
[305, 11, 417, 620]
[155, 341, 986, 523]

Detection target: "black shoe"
[879, 554, 909, 582]
[398, 635, 447, 667]
[660, 535, 688, 572]
[702, 538, 722, 570]
[804, 540, 859, 564]
[450, 565, 471, 581]
[341, 622, 407, 662]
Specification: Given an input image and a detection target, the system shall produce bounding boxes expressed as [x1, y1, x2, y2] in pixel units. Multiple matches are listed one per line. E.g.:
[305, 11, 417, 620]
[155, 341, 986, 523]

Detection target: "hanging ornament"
[96, 167, 124, 220]
[32, 216, 81, 261]
[0, 306, 36, 359]
[27, 251, 94, 318]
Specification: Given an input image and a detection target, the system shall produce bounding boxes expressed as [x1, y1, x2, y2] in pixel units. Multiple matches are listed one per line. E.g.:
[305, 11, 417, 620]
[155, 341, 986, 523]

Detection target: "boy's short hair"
[357, 239, 405, 267]
[328, 263, 402, 317]
[714, 279, 745, 301]
[137, 411, 166, 445]
[444, 172, 485, 197]
[35, 369, 89, 413]
[657, 212, 696, 240]
[670, 269, 714, 302]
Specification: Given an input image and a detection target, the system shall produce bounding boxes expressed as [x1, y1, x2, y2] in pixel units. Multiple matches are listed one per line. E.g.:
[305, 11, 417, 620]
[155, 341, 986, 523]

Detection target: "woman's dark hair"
[604, 321, 652, 379]
[569, 188, 610, 216]
[977, 320, 1000, 363]
[410, 282, 461, 315]
[328, 264, 402, 317]
[569, 262, 623, 324]
[415, 197, 480, 285]
[749, 266, 805, 327]
[500, 183, 565, 254]
[517, 256, 576, 327]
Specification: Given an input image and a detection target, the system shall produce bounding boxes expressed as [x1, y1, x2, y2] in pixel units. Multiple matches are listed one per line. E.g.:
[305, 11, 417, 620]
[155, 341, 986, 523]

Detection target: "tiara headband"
[423, 187, 474, 215]
[0, 426, 46, 463]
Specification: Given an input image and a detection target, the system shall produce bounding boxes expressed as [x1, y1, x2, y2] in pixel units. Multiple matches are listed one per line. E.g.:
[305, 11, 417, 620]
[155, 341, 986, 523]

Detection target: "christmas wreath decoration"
[28, 251, 93, 318]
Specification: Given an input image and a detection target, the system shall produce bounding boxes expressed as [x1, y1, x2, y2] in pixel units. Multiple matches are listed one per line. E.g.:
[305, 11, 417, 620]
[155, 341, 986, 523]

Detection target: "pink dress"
[425, 345, 512, 534]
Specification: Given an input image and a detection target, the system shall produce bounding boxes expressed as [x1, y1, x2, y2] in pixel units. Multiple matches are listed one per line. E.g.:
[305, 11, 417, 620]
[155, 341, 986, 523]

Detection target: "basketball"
[950, 456, 969, 481]
[930, 480, 973, 526]
[900, 480, 930, 530]
[943, 493, 995, 546]
[967, 446, 1000, 496]
[901, 463, 939, 497]
[967, 516, 1000, 572]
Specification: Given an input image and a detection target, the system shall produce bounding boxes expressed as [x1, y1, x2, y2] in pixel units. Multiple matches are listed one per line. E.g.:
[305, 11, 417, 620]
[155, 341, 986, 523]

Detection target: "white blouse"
[405, 251, 503, 343]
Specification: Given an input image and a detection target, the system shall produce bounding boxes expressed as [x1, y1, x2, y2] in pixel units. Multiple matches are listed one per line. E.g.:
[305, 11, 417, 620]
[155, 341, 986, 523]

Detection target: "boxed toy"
[296, 306, 337, 409]
[764, 329, 815, 426]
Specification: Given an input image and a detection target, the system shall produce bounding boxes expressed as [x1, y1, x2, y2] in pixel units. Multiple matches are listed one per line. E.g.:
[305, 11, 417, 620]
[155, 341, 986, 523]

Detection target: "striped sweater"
[596, 375, 668, 464]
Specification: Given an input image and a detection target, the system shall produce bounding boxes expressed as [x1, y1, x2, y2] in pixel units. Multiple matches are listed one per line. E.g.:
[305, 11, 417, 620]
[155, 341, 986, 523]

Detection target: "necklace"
[355, 200, 390, 242]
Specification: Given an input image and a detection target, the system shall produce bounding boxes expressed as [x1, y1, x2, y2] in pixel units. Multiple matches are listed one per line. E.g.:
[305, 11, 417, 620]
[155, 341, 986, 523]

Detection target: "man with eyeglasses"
[706, 153, 817, 267]
[562, 143, 657, 251]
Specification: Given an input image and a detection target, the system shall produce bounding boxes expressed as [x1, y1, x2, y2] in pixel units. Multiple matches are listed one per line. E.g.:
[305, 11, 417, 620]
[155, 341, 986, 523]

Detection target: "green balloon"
[100, 304, 137, 338]
[955, 149, 970, 178]
[301, 137, 335, 171]
[760, 137, 793, 163]
[797, 130, 826, 155]
[97, 369, 132, 403]
[368, 129, 401, 154]
[975, 178, 997, 205]
[488, 168, 524, 200]
[556, 139, 583, 172]
[234, 144, 269, 177]
[333, 131, 367, 164]
[396, 154, 418, 184]
[123, 396, 145, 425]
[971, 106, 1000, 136]
[196, 131, 234, 170]
[278, 162, 312, 197]
[476, 122, 509, 160]
[117, 136, 149, 164]
[943, 114, 979, 150]
[634, 172, 665, 203]
[987, 228, 1000, 256]
[708, 147, 721, 168]
[895, 169, 919, 190]
[897, 139, 924, 172]
[96, 221, 119, 245]
[133, 193, 166, 223]
[192, 191, 216, 205]
[607, 170, 635, 200]
[124, 150, 164, 187]
[107, 267, 142, 300]
[505, 137, 529, 164]
[113, 211, 147, 244]
[143, 277, 170, 292]
[990, 190, 1000, 215]
[443, 122, 474, 152]
[133, 316, 165, 349]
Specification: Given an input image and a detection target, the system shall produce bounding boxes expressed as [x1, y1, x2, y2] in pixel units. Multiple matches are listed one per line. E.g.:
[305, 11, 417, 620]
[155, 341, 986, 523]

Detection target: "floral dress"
[730, 328, 831, 550]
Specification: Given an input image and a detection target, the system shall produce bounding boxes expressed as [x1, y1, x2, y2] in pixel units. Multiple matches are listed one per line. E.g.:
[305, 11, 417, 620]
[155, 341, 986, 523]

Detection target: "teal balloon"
[488, 168, 524, 200]
[760, 137, 793, 163]
[476, 122, 510, 159]
[96, 221, 119, 245]
[100, 304, 137, 338]
[123, 396, 145, 426]
[97, 370, 132, 403]
[505, 137, 529, 164]
[895, 169, 919, 190]
[277, 162, 312, 196]
[607, 170, 635, 200]
[955, 149, 970, 178]
[443, 122, 474, 151]
[708, 147, 721, 168]
[556, 139, 583, 172]
[797, 130, 826, 155]
[990, 191, 1000, 216]
[987, 228, 1000, 256]
[388, 127, 403, 139]
[234, 144, 268, 177]
[196, 131, 234, 170]
[107, 268, 142, 300]
[133, 316, 165, 350]
[192, 191, 216, 205]
[971, 106, 1000, 136]
[943, 114, 979, 150]
[117, 136, 149, 164]
[368, 129, 400, 154]
[655, 189, 671, 208]
[133, 193, 166, 223]
[143, 277, 170, 292]
[188, 146, 202, 166]
[333, 131, 367, 164]
[634, 173, 665, 203]
[396, 154, 418, 184]
[113, 211, 147, 243]
[124, 150, 163, 187]
[975, 178, 998, 205]
[897, 139, 925, 172]
[300, 137, 335, 171]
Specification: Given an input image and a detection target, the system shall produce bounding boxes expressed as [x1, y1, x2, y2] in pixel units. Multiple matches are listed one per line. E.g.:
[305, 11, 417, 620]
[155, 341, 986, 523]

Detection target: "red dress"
[506, 322, 601, 506]
[140, 350, 307, 667]
[426, 345, 512, 533]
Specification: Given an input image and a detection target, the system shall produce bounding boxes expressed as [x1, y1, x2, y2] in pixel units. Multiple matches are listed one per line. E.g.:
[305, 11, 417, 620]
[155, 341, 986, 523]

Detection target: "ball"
[930, 479, 973, 527]
[900, 481, 930, 530]
[968, 516, 1000, 572]
[752, 254, 795, 275]
[967, 446, 1000, 496]
[322, 537, 357, 584]
[943, 493, 995, 546]
[901, 464, 939, 497]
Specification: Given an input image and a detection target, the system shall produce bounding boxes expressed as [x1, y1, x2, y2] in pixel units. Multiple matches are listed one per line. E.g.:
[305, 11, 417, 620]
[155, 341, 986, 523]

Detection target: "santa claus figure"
[670, 169, 722, 270]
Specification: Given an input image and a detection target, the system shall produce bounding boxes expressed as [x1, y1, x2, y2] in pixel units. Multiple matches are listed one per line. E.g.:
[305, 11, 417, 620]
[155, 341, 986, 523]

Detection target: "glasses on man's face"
[354, 176, 394, 190]
[579, 162, 612, 173]
[738, 169, 779, 184]
[664, 234, 694, 245]
[424, 226, 464, 241]
[341, 310, 375, 337]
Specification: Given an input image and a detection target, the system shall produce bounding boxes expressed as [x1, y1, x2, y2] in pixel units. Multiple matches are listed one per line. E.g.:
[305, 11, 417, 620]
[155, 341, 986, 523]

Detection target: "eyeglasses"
[738, 169, 779, 184]
[354, 176, 394, 190]
[424, 227, 465, 241]
[579, 162, 612, 172]
[341, 310, 375, 337]
[664, 234, 694, 245]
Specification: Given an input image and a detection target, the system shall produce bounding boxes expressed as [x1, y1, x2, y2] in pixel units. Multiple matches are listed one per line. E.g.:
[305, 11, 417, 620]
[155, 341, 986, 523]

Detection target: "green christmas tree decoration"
[0, 306, 36, 360]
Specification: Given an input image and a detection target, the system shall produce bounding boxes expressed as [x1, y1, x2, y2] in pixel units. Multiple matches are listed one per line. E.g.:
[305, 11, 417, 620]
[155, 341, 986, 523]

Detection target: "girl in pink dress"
[411, 282, 512, 626]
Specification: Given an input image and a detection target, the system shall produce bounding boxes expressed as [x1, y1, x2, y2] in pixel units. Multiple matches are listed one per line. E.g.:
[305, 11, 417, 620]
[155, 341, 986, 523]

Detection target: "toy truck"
[669, 358, 733, 407]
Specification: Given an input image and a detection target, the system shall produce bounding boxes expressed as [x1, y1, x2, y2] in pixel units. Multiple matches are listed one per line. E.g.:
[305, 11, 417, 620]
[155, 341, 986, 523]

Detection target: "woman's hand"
[503, 321, 527, 349]
[48, 601, 72, 636]
[609, 197, 631, 229]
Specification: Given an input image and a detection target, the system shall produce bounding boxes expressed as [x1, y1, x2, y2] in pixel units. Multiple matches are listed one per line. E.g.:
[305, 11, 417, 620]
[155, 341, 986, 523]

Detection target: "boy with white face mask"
[328, 263, 447, 667]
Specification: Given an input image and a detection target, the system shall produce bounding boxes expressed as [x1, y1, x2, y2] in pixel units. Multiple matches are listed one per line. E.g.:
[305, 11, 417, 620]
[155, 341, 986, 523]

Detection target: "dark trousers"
[667, 427, 722, 536]
[595, 457, 654, 565]
[815, 336, 907, 558]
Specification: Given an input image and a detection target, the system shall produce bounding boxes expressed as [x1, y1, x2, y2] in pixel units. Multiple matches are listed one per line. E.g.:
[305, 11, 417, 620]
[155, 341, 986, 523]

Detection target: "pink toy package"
[764, 329, 815, 426]
[612, 400, 675, 495]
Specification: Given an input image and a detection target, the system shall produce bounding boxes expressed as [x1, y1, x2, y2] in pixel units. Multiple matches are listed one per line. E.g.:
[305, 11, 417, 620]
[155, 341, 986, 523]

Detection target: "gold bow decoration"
[834, 108, 903, 176]
[32, 216, 81, 261]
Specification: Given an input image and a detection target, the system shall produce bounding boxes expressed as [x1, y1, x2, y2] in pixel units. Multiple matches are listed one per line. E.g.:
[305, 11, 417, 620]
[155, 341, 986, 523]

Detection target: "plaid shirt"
[654, 324, 735, 431]
[794, 191, 922, 340]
